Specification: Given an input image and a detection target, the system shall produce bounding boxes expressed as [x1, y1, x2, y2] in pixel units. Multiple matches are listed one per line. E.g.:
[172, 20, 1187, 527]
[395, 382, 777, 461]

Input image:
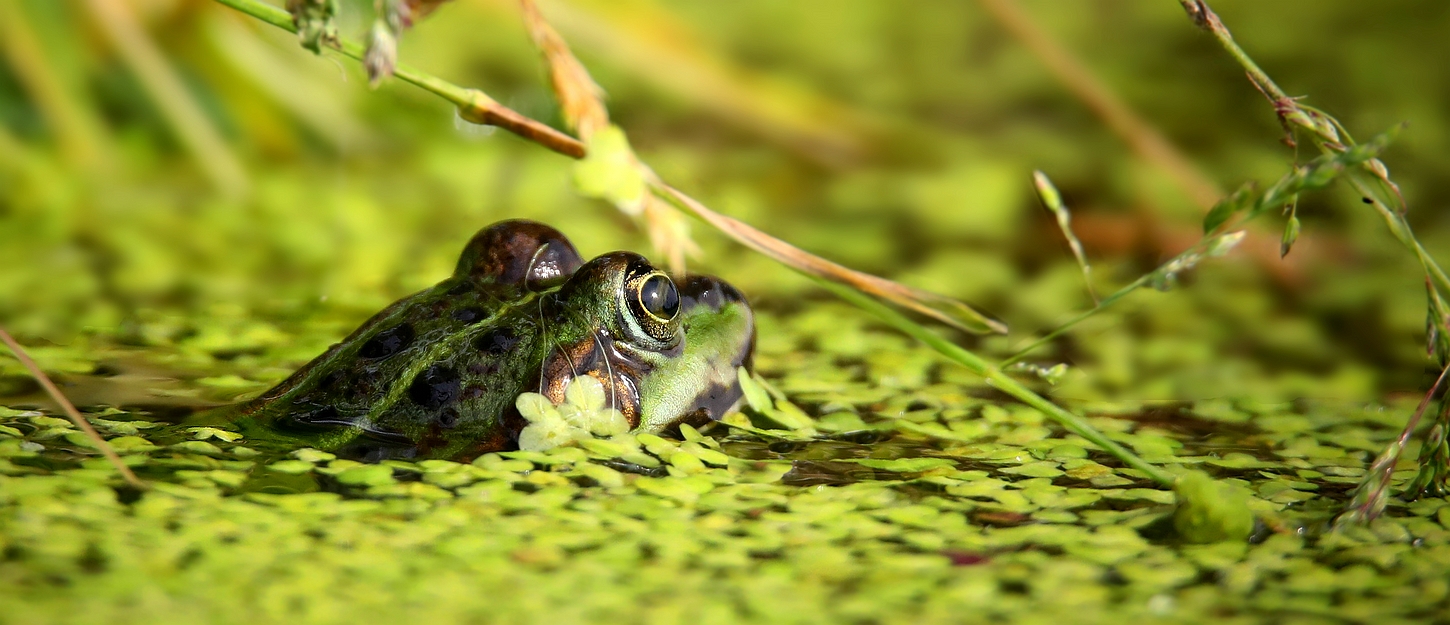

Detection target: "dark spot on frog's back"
[409, 365, 461, 410]
[451, 306, 486, 324]
[359, 323, 415, 359]
[446, 281, 472, 296]
[438, 407, 460, 428]
[317, 370, 343, 390]
[473, 327, 519, 355]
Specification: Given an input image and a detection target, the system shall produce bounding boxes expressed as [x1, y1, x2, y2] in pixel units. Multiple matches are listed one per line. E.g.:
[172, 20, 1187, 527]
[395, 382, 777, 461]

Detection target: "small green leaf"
[516, 393, 560, 424]
[851, 457, 955, 472]
[169, 441, 224, 456]
[267, 460, 314, 474]
[668, 451, 707, 475]
[564, 375, 606, 411]
[335, 464, 396, 486]
[187, 427, 243, 442]
[1280, 214, 1301, 258]
[107, 436, 158, 453]
[999, 461, 1064, 478]
[292, 448, 336, 463]
[573, 125, 646, 214]
[738, 367, 772, 413]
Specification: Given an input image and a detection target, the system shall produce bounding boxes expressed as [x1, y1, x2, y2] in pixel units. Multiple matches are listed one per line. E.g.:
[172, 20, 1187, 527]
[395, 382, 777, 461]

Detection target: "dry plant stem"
[980, 0, 1221, 210]
[816, 279, 1174, 487]
[88, 0, 248, 195]
[0, 327, 145, 489]
[516, 0, 1004, 333]
[518, 0, 608, 138]
[211, 0, 585, 159]
[509, 0, 869, 167]
[655, 181, 1008, 334]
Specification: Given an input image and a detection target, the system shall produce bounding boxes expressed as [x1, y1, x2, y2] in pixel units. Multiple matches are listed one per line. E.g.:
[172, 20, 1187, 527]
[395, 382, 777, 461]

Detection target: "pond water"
[3, 331, 1447, 625]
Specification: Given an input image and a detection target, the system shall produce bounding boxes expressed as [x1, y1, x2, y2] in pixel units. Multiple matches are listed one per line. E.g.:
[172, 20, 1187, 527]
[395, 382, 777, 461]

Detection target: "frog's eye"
[637, 274, 680, 322]
[606, 254, 681, 347]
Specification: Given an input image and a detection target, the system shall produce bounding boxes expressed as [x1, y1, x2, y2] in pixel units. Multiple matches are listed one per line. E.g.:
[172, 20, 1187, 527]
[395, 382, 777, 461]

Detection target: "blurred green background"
[3, 0, 1449, 404]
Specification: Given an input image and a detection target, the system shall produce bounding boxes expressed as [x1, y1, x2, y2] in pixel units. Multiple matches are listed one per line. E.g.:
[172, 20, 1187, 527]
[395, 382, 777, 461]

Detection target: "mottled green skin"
[237, 220, 754, 460]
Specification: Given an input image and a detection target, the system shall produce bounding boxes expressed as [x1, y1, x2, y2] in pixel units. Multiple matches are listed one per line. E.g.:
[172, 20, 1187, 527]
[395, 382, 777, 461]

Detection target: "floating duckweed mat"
[3, 307, 1449, 625]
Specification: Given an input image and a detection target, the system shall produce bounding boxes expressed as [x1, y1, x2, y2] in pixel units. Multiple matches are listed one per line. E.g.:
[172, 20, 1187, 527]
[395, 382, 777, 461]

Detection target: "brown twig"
[517, 0, 608, 140]
[0, 327, 145, 489]
[653, 181, 1007, 334]
[978, 0, 1221, 211]
[453, 89, 586, 158]
[514, 0, 1006, 333]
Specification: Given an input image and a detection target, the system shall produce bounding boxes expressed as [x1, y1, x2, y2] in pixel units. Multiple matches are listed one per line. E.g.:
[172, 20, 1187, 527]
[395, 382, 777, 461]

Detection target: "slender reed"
[0, 327, 145, 489]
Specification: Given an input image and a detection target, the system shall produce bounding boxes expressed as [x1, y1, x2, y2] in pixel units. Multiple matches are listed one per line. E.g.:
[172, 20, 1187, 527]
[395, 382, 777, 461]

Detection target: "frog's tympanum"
[238, 220, 755, 460]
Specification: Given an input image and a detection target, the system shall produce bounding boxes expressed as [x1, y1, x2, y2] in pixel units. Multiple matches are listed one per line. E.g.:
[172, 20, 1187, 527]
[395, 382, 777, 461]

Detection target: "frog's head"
[553, 251, 684, 354]
[639, 273, 755, 431]
[542, 252, 754, 431]
[243, 220, 755, 459]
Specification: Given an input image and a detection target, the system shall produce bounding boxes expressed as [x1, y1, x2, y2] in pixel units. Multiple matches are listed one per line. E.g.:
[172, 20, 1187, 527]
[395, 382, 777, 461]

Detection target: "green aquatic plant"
[6, 2, 1450, 621]
[1170, 0, 1450, 514]
[516, 376, 630, 451]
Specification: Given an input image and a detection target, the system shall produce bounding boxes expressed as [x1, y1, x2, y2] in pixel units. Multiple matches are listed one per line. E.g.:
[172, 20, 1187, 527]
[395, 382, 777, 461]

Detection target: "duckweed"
[3, 342, 1449, 624]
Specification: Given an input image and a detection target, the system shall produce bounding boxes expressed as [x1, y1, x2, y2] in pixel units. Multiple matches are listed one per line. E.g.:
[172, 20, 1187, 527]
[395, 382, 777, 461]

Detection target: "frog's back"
[241, 221, 583, 458]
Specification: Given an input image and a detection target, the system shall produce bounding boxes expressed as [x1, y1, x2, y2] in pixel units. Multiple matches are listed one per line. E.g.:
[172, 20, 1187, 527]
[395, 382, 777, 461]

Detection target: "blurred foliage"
[0, 0, 1444, 403]
[3, 0, 1449, 400]
[4, 0, 1450, 622]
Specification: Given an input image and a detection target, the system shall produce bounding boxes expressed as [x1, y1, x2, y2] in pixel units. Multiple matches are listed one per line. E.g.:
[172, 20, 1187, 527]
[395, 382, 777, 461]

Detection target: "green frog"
[236, 220, 755, 460]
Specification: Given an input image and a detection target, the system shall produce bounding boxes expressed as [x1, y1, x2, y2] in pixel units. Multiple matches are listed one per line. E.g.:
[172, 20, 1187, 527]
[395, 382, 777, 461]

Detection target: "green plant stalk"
[1179, 0, 1450, 512]
[1353, 172, 1450, 294]
[1337, 363, 1450, 524]
[815, 278, 1174, 486]
[1007, 128, 1392, 366]
[1004, 228, 1246, 367]
[213, 0, 456, 101]
[211, 0, 585, 158]
[1034, 170, 1097, 304]
[1001, 272, 1154, 368]
[1178, 0, 1450, 295]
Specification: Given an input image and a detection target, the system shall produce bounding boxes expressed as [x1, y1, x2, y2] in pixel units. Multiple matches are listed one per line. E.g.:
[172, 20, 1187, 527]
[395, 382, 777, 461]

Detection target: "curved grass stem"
[0, 327, 145, 489]
[815, 278, 1175, 487]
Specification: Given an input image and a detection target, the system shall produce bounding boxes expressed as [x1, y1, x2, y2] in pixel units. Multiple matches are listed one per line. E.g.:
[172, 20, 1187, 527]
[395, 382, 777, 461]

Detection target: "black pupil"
[640, 275, 680, 319]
